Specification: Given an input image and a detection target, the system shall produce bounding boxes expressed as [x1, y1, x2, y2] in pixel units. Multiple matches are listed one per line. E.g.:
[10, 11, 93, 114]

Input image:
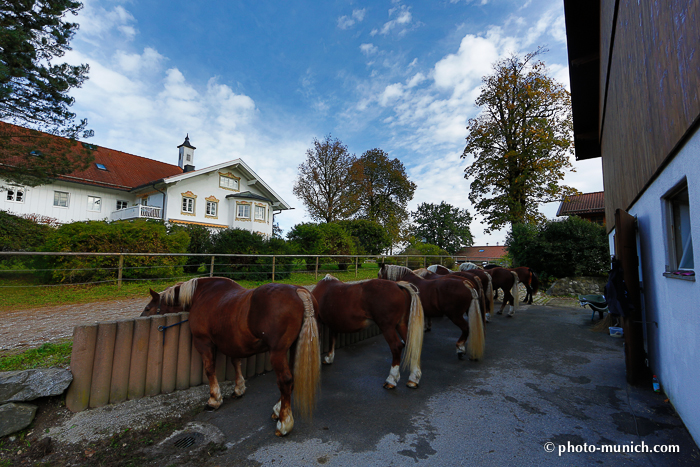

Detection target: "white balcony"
[110, 205, 162, 221]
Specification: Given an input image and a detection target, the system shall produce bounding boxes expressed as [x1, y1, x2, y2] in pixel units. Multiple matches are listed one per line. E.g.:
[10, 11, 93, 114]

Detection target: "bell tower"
[177, 134, 196, 172]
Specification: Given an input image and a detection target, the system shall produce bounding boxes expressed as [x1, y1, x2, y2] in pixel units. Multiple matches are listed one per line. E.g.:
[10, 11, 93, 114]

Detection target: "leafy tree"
[350, 148, 416, 249]
[292, 135, 358, 223]
[506, 216, 608, 278]
[168, 223, 212, 273]
[461, 48, 577, 233]
[287, 222, 356, 270]
[209, 228, 293, 281]
[410, 201, 473, 255]
[1, 0, 93, 186]
[337, 219, 391, 255]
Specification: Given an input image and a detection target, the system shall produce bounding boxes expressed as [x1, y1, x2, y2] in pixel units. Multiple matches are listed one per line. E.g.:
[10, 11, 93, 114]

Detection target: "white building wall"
[164, 165, 273, 236]
[612, 126, 700, 444]
[1, 179, 137, 223]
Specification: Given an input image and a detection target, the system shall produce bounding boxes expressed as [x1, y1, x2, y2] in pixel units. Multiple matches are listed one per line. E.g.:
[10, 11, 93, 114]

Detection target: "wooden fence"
[65, 313, 380, 412]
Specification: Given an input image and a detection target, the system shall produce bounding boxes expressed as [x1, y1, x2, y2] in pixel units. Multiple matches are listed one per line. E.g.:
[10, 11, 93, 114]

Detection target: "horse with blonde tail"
[379, 264, 485, 361]
[312, 275, 424, 389]
[483, 267, 519, 317]
[142, 277, 321, 437]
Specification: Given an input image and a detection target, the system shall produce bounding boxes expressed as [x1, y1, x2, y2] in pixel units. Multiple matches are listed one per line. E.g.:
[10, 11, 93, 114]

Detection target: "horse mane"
[413, 268, 429, 277]
[179, 278, 198, 307]
[161, 282, 183, 306]
[322, 274, 339, 281]
[383, 265, 414, 281]
[459, 262, 481, 271]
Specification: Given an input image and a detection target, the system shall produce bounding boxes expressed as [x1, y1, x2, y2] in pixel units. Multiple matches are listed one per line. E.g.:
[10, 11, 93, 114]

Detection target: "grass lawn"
[0, 340, 73, 371]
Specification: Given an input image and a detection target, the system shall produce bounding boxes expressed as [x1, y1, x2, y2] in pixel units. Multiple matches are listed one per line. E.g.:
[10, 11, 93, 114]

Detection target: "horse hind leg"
[323, 332, 336, 365]
[269, 350, 295, 436]
[194, 339, 223, 409]
[233, 358, 246, 398]
[381, 326, 405, 389]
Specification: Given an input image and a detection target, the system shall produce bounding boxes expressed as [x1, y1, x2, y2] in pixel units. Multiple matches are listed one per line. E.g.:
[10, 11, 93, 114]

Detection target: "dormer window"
[95, 163, 107, 170]
[82, 142, 98, 150]
[29, 150, 42, 157]
[219, 172, 240, 191]
[479, 249, 485, 253]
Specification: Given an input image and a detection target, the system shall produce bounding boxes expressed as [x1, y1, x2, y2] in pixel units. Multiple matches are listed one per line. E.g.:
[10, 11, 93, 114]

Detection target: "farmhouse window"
[6, 187, 24, 203]
[87, 196, 102, 212]
[53, 191, 69, 208]
[206, 201, 218, 217]
[255, 205, 266, 221]
[182, 197, 195, 214]
[220, 174, 239, 190]
[664, 182, 694, 273]
[237, 203, 250, 219]
[116, 200, 129, 210]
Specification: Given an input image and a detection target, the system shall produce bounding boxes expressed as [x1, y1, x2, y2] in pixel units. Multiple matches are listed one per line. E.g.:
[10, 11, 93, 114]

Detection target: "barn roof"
[454, 245, 507, 261]
[556, 191, 605, 216]
[0, 121, 183, 191]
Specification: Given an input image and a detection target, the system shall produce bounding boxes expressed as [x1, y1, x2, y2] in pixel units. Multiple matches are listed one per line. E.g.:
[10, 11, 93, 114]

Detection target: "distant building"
[564, 0, 698, 445]
[556, 191, 605, 225]
[0, 122, 291, 236]
[454, 245, 507, 265]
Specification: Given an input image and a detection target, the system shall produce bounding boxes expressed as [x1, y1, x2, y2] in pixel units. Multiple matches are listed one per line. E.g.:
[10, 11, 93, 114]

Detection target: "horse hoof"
[457, 352, 465, 360]
[383, 382, 396, 390]
[507, 314, 513, 318]
[322, 360, 333, 366]
[469, 357, 479, 361]
[406, 381, 419, 389]
[271, 412, 279, 421]
[275, 429, 286, 437]
[496, 311, 503, 315]
[205, 404, 218, 412]
[235, 392, 245, 399]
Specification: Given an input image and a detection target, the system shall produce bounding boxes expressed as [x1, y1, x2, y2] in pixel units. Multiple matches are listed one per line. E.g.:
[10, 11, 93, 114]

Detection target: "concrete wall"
[611, 126, 700, 444]
[65, 313, 379, 412]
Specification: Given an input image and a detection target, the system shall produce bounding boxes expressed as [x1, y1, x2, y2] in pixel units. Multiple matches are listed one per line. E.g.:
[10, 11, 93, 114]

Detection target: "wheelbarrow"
[578, 294, 609, 320]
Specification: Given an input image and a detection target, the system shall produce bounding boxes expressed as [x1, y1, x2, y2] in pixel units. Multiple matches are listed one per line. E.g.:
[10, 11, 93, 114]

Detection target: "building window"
[206, 201, 217, 217]
[219, 173, 240, 191]
[182, 197, 195, 214]
[665, 183, 694, 272]
[237, 203, 250, 219]
[254, 205, 266, 221]
[53, 191, 69, 208]
[95, 163, 107, 171]
[87, 196, 102, 212]
[116, 200, 129, 210]
[6, 187, 25, 203]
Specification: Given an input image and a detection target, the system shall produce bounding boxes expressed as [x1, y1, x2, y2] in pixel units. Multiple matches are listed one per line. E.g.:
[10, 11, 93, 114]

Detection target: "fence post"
[355, 256, 358, 278]
[315, 256, 319, 280]
[117, 254, 124, 290]
[272, 256, 276, 282]
[209, 256, 215, 277]
[423, 256, 426, 268]
[405, 256, 408, 267]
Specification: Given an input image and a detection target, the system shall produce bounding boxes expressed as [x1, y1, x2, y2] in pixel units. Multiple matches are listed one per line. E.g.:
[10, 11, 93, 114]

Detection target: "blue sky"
[64, 0, 603, 245]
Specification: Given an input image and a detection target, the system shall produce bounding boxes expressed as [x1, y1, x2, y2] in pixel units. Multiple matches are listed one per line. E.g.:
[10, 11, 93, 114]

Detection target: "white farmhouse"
[1, 122, 291, 236]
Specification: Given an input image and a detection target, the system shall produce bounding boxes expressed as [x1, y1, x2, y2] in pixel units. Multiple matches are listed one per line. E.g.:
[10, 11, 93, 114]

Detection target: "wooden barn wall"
[599, 0, 617, 128]
[600, 0, 700, 228]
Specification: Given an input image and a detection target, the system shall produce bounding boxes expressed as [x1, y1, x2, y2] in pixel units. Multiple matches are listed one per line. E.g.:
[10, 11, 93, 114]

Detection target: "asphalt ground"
[192, 304, 700, 466]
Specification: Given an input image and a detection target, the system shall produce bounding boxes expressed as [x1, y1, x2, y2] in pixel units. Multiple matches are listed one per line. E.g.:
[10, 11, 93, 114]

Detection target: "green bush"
[168, 223, 213, 273]
[209, 228, 294, 280]
[287, 222, 357, 270]
[0, 211, 54, 270]
[336, 219, 391, 255]
[506, 217, 609, 279]
[39, 220, 189, 283]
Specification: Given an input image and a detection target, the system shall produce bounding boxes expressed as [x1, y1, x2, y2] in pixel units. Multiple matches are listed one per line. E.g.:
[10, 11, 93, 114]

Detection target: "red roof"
[454, 245, 507, 261]
[1, 122, 182, 191]
[556, 191, 605, 216]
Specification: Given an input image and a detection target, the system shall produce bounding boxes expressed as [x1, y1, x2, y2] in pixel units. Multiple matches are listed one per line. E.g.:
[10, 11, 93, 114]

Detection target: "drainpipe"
[152, 182, 167, 222]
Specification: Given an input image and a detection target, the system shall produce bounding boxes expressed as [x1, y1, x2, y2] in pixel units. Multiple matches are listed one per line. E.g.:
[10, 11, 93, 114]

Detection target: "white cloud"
[337, 8, 367, 29]
[77, 3, 138, 43]
[360, 43, 379, 56]
[371, 4, 415, 37]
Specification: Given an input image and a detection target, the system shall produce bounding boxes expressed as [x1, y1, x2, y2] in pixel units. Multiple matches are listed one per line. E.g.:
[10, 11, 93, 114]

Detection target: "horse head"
[141, 285, 185, 316]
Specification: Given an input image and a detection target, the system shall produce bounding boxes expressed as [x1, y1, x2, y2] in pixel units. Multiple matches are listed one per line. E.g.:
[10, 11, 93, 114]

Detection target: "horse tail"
[396, 282, 424, 372]
[293, 288, 321, 419]
[529, 269, 539, 295]
[510, 270, 519, 313]
[465, 282, 485, 360]
[486, 273, 494, 315]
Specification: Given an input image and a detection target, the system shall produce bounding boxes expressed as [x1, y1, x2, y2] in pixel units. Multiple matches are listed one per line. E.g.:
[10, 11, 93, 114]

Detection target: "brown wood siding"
[599, 0, 617, 129]
[600, 0, 700, 228]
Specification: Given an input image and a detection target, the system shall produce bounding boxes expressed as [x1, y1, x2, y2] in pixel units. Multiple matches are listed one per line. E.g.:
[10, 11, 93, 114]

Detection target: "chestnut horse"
[312, 275, 424, 389]
[379, 264, 485, 360]
[427, 264, 451, 275]
[489, 267, 539, 305]
[142, 277, 321, 437]
[483, 267, 520, 317]
[415, 267, 491, 323]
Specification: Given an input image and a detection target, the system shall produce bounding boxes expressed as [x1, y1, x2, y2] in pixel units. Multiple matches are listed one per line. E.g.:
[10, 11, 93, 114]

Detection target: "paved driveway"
[196, 304, 698, 466]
